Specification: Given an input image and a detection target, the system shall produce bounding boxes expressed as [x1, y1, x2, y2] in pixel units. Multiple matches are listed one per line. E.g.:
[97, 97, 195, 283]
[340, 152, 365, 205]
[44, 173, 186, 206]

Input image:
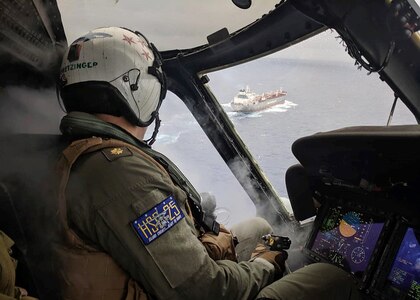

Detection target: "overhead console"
[289, 125, 420, 299]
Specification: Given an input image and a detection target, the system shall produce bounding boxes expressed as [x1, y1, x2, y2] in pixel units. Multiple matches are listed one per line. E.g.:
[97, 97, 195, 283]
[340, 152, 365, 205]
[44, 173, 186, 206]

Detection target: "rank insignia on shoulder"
[101, 147, 133, 161]
[131, 196, 185, 245]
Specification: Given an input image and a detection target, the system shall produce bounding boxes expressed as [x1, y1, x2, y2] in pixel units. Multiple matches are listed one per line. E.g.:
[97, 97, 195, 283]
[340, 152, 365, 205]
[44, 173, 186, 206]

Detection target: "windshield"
[153, 29, 416, 225]
[57, 0, 280, 49]
[207, 30, 416, 214]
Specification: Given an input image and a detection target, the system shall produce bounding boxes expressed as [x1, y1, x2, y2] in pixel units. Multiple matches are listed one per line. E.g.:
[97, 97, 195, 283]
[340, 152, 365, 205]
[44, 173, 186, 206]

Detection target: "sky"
[57, 0, 362, 71]
[57, 0, 420, 64]
[57, 0, 281, 49]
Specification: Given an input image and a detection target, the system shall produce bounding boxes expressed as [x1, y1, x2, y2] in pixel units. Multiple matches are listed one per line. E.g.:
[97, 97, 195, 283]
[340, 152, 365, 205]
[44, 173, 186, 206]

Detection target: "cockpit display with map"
[308, 206, 385, 276]
[386, 227, 420, 300]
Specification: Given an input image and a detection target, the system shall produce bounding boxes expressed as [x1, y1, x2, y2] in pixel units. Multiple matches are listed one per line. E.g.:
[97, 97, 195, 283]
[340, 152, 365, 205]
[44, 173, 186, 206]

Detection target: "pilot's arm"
[67, 148, 276, 300]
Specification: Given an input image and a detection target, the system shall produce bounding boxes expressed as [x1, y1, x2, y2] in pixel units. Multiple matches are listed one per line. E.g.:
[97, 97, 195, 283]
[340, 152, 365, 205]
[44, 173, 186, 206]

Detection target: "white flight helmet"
[59, 27, 166, 129]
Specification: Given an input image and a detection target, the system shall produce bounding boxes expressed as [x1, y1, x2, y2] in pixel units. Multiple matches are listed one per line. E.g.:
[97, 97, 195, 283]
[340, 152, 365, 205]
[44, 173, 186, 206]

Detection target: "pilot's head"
[59, 26, 166, 128]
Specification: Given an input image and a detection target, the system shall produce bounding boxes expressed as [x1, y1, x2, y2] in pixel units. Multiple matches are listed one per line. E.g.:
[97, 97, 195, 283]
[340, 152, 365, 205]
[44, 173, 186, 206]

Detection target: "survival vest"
[55, 136, 221, 300]
[55, 137, 150, 300]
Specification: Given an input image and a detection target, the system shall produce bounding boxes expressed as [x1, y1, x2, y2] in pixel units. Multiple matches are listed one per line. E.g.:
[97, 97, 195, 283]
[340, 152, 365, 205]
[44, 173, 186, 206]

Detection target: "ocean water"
[154, 55, 417, 226]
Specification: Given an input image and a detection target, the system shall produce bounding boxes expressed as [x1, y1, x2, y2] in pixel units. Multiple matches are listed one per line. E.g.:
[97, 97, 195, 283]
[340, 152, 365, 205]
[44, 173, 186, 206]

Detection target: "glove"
[199, 224, 238, 262]
[251, 243, 287, 278]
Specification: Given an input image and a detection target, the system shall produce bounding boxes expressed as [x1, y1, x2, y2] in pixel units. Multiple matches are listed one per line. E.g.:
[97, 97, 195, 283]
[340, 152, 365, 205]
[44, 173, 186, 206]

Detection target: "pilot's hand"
[251, 243, 288, 278]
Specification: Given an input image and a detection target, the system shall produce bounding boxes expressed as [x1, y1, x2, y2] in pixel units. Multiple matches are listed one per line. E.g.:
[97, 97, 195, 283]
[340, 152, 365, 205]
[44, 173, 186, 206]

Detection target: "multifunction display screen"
[309, 206, 384, 276]
[387, 228, 420, 300]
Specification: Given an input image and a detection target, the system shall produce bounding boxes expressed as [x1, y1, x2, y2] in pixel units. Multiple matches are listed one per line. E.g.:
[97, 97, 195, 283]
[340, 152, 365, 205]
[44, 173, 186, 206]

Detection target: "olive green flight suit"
[0, 230, 16, 299]
[63, 113, 275, 300]
[61, 112, 362, 300]
[0, 231, 37, 300]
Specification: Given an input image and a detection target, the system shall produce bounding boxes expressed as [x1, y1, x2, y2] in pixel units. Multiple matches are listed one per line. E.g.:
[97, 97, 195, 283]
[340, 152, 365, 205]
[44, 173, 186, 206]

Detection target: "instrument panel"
[291, 125, 420, 299]
[386, 227, 420, 299]
[308, 205, 387, 279]
[305, 199, 419, 299]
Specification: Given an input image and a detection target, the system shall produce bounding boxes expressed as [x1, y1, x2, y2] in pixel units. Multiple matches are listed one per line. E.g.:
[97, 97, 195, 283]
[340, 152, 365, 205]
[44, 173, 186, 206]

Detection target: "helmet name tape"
[61, 61, 98, 73]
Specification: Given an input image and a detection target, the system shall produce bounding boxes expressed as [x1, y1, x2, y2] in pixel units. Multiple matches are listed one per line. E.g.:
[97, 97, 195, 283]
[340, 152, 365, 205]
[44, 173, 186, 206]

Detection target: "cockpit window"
[57, 0, 280, 50]
[207, 30, 417, 201]
[155, 92, 257, 225]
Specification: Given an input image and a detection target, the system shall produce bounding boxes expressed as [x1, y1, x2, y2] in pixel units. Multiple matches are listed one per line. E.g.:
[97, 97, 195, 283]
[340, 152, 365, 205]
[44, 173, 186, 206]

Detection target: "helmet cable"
[144, 112, 161, 146]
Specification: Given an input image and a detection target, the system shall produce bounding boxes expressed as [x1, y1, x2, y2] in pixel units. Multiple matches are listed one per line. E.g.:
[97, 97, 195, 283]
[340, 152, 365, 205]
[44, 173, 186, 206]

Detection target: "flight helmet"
[59, 27, 166, 130]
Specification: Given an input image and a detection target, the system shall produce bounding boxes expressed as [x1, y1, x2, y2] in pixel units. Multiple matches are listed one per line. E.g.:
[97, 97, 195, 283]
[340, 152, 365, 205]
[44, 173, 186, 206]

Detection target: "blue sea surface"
[154, 56, 416, 226]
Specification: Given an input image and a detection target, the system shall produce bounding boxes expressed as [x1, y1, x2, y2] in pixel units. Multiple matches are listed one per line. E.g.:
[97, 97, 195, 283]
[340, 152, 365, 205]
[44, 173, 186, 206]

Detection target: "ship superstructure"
[230, 86, 287, 112]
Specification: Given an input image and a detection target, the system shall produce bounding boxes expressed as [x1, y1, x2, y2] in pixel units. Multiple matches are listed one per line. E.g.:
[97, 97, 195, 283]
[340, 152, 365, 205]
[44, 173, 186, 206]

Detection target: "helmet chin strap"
[144, 112, 161, 146]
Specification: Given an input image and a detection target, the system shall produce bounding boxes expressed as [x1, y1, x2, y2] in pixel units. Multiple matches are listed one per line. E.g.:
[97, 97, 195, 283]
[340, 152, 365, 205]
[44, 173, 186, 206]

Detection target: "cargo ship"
[230, 86, 287, 112]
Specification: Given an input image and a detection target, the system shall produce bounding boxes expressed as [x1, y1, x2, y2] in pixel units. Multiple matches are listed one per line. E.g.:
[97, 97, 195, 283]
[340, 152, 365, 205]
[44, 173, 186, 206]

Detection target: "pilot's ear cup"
[285, 164, 316, 221]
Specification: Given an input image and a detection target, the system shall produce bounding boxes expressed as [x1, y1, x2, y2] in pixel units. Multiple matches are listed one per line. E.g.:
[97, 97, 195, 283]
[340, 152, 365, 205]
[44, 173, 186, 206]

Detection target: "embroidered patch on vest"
[101, 147, 133, 161]
[132, 196, 185, 245]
